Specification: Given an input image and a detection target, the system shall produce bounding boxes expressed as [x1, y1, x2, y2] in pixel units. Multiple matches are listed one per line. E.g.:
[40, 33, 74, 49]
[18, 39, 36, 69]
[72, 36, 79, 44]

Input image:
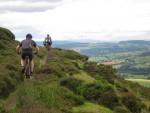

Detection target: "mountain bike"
[20, 51, 38, 79]
[23, 51, 38, 79]
[24, 56, 31, 79]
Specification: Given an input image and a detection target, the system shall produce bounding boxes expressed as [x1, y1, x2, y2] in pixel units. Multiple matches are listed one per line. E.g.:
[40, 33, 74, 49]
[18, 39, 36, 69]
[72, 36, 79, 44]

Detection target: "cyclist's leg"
[31, 60, 34, 73]
[21, 51, 26, 66]
[28, 51, 34, 73]
[21, 59, 25, 67]
[21, 51, 26, 73]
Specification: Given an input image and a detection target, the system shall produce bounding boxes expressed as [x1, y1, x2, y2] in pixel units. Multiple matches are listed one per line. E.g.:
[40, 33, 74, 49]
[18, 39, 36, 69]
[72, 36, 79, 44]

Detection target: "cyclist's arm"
[43, 39, 47, 45]
[16, 42, 22, 53]
[32, 40, 39, 53]
[34, 46, 39, 54]
[16, 45, 20, 53]
[44, 38, 47, 42]
[36, 46, 39, 52]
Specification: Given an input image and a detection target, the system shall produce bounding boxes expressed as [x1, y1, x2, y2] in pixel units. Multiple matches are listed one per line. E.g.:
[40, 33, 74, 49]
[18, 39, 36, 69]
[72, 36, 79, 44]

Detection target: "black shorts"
[21, 50, 33, 61]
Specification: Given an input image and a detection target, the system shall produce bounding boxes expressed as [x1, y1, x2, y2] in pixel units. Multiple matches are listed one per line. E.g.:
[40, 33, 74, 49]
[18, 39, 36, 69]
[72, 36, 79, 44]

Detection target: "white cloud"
[0, 0, 62, 2]
[0, 0, 150, 41]
[0, 0, 66, 12]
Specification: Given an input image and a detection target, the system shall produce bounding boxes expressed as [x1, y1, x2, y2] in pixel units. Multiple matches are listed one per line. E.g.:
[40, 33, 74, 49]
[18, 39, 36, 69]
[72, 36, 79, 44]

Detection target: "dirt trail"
[47, 49, 52, 59]
[2, 48, 55, 112]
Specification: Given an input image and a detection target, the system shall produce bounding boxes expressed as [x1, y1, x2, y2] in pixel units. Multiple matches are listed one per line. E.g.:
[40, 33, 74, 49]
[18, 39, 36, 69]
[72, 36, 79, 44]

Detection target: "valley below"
[45, 40, 150, 78]
[40, 40, 150, 88]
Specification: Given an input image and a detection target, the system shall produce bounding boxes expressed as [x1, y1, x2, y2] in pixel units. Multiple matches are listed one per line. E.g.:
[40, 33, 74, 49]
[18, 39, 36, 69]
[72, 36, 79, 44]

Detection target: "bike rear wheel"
[24, 56, 31, 79]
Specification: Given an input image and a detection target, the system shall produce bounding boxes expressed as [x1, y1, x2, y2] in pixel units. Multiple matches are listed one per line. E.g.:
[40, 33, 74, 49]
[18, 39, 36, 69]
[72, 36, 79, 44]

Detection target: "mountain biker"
[16, 33, 39, 73]
[43, 34, 52, 50]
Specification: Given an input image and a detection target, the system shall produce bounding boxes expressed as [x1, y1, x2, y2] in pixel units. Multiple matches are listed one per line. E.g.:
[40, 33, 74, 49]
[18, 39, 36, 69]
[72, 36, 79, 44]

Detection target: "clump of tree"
[60, 77, 119, 109]
[84, 62, 118, 83]
[121, 92, 145, 113]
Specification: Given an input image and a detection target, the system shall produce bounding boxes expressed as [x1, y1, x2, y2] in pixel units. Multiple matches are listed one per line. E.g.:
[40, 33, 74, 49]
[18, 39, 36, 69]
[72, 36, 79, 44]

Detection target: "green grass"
[22, 82, 65, 108]
[70, 102, 113, 113]
[126, 79, 150, 87]
[2, 79, 80, 113]
[73, 72, 96, 83]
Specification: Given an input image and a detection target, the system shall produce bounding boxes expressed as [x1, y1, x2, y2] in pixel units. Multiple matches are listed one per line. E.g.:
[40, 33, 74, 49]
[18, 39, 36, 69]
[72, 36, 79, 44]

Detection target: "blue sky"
[1, 0, 150, 41]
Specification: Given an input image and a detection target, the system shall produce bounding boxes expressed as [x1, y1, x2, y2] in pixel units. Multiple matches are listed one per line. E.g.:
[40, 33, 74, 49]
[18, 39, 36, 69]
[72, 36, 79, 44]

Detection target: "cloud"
[0, 5, 55, 13]
[0, 0, 66, 13]
[9, 26, 43, 41]
[53, 31, 150, 41]
[1, 0, 150, 41]
[1, 0, 62, 2]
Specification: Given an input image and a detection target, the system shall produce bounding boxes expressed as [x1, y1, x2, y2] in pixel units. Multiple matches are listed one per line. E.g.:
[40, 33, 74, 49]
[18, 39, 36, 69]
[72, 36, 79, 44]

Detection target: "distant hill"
[120, 40, 150, 45]
[0, 27, 150, 113]
[38, 40, 150, 56]
[37, 40, 150, 76]
[37, 41, 88, 48]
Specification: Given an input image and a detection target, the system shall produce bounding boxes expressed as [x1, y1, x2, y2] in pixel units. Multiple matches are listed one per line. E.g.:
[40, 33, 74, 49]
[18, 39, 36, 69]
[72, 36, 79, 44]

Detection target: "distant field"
[124, 75, 148, 79]
[99, 61, 124, 65]
[126, 79, 150, 88]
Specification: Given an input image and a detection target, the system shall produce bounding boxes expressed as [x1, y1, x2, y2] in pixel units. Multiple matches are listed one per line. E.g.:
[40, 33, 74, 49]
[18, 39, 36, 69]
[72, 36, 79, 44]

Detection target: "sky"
[1, 0, 150, 41]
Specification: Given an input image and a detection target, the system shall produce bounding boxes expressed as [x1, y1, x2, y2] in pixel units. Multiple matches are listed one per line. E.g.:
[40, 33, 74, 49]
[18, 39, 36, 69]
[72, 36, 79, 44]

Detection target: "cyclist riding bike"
[16, 33, 39, 74]
[43, 34, 52, 51]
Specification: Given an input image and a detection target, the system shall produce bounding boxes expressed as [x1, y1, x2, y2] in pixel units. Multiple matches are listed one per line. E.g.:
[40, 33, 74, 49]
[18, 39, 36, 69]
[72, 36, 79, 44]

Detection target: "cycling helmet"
[26, 33, 32, 39]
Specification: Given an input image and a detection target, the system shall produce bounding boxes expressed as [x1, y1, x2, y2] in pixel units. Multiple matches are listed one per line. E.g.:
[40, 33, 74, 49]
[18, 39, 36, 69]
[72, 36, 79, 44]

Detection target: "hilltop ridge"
[0, 27, 150, 113]
[0, 27, 15, 40]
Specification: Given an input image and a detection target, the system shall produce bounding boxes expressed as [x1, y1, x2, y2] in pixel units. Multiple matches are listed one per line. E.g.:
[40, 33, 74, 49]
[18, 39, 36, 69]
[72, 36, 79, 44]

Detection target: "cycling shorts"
[21, 49, 33, 61]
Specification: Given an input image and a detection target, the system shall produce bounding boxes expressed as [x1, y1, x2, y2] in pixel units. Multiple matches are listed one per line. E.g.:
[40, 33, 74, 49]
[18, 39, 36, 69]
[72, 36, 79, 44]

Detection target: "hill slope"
[0, 27, 150, 113]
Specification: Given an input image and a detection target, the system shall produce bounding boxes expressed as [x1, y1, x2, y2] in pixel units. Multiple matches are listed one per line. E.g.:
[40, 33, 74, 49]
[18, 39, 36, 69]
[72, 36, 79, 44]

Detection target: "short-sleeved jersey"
[19, 39, 36, 50]
[44, 37, 52, 45]
[45, 37, 52, 42]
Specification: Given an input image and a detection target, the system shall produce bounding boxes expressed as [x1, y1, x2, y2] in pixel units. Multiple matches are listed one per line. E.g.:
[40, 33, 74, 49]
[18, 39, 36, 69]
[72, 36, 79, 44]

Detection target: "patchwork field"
[126, 79, 150, 88]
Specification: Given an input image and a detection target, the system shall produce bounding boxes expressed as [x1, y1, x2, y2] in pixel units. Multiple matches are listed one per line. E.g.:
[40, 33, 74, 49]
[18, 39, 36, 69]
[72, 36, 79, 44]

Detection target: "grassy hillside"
[0, 27, 150, 113]
[0, 27, 22, 99]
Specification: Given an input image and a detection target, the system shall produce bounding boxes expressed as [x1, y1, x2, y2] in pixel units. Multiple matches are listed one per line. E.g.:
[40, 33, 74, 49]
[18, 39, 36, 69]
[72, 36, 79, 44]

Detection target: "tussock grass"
[73, 72, 96, 83]
[70, 102, 113, 113]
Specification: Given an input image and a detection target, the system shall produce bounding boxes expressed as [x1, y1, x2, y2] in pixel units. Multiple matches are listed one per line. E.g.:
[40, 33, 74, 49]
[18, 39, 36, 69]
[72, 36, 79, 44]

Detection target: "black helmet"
[26, 33, 32, 39]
